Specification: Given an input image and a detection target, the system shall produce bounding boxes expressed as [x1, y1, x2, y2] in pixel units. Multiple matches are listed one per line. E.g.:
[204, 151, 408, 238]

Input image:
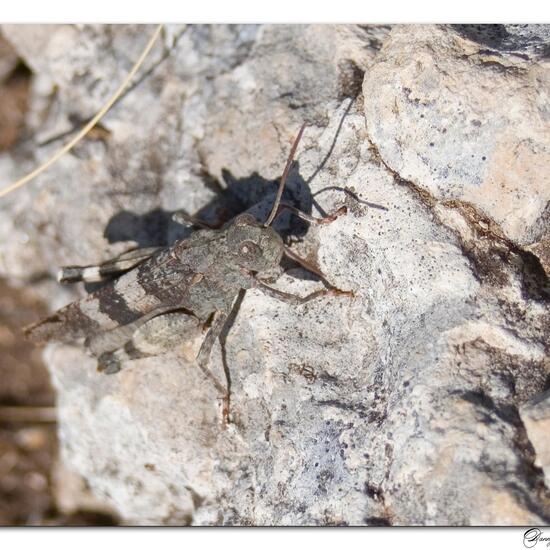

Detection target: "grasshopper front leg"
[196, 310, 231, 424]
[273, 203, 348, 227]
[255, 281, 353, 305]
[270, 201, 350, 285]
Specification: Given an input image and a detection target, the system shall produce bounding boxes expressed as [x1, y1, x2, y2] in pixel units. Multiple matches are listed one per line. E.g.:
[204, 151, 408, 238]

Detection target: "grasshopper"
[25, 124, 352, 418]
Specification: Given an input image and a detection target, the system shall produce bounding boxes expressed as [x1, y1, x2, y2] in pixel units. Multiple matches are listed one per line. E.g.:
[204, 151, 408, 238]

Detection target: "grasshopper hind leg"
[95, 311, 203, 374]
[58, 247, 163, 284]
[97, 308, 233, 426]
[97, 351, 124, 375]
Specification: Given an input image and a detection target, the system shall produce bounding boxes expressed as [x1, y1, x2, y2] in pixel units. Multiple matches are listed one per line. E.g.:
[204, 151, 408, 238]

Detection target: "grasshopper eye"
[239, 240, 261, 257]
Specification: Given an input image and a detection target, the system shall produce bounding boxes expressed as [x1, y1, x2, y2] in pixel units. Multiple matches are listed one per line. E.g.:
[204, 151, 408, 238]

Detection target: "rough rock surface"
[521, 390, 550, 490]
[0, 24, 549, 525]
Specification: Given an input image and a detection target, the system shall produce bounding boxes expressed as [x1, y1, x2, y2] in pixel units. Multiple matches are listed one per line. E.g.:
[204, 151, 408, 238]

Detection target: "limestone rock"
[521, 390, 550, 489]
[0, 24, 548, 525]
[363, 24, 550, 246]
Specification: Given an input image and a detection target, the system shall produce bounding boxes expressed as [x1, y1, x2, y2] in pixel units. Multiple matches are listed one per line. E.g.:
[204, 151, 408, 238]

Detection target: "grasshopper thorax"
[226, 214, 284, 275]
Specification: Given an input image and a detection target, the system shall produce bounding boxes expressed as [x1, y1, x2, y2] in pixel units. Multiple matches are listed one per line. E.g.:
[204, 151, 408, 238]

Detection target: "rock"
[0, 34, 18, 81]
[52, 460, 119, 519]
[0, 24, 548, 525]
[363, 24, 550, 246]
[521, 390, 550, 489]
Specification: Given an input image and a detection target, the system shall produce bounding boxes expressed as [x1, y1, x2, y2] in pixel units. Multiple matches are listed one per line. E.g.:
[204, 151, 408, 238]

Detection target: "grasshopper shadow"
[104, 162, 314, 250]
[105, 98, 358, 251]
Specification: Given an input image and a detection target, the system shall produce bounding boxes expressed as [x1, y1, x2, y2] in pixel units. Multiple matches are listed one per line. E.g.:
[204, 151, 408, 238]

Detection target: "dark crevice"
[338, 59, 366, 100]
[4, 59, 32, 84]
[364, 516, 392, 526]
[454, 389, 550, 522]
[363, 481, 393, 525]
[450, 24, 550, 59]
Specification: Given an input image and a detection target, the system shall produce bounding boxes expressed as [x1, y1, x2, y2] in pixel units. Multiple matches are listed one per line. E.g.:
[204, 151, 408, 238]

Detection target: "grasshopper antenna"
[264, 123, 306, 227]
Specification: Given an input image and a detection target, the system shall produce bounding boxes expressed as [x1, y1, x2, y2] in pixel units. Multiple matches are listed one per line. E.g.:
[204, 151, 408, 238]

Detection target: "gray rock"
[363, 24, 550, 246]
[0, 24, 548, 525]
[521, 390, 550, 489]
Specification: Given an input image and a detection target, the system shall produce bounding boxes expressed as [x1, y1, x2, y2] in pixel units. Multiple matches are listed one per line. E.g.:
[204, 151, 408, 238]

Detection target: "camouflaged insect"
[25, 124, 352, 411]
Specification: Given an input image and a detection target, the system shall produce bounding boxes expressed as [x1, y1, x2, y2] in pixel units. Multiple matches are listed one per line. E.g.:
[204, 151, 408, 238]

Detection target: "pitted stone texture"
[363, 24, 550, 245]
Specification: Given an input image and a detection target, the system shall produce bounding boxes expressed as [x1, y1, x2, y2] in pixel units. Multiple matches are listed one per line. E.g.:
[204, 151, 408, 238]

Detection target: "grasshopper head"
[227, 214, 284, 275]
